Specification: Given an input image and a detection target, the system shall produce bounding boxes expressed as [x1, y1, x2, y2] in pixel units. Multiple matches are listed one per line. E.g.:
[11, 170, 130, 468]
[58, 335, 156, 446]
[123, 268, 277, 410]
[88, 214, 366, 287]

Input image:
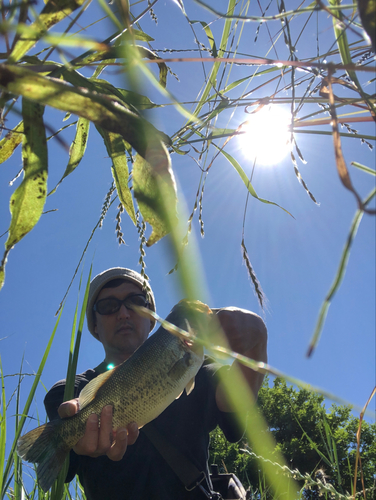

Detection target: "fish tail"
[17, 420, 70, 492]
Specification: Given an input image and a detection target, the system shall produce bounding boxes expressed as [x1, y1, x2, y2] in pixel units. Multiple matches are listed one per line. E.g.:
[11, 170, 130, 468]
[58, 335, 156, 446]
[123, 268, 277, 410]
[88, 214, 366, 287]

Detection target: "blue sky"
[1, 0, 375, 446]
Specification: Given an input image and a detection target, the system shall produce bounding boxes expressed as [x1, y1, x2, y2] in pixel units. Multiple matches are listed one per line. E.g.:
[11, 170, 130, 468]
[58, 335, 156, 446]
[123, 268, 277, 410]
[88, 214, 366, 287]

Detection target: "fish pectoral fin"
[79, 367, 116, 408]
[175, 391, 184, 400]
[167, 352, 192, 381]
[185, 377, 195, 395]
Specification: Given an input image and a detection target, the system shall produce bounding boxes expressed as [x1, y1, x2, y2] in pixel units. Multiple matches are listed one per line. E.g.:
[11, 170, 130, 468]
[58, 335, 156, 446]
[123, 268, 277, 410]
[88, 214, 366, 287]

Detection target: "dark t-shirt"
[44, 358, 243, 500]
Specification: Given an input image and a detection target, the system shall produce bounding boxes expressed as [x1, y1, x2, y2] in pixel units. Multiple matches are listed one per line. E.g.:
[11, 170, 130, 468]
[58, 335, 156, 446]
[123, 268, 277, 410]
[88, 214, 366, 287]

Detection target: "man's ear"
[92, 318, 100, 340]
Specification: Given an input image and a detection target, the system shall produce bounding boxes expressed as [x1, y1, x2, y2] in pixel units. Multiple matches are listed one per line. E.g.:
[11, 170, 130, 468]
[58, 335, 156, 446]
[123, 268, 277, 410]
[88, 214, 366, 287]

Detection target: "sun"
[238, 105, 291, 165]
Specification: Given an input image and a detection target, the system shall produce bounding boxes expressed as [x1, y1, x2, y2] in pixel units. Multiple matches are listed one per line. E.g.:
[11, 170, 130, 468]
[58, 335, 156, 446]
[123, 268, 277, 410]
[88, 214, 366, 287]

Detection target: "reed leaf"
[0, 99, 47, 291]
[219, 148, 294, 217]
[0, 65, 171, 159]
[96, 127, 137, 226]
[8, 0, 87, 63]
[132, 148, 178, 246]
[0, 121, 24, 164]
[49, 117, 90, 195]
[307, 186, 376, 357]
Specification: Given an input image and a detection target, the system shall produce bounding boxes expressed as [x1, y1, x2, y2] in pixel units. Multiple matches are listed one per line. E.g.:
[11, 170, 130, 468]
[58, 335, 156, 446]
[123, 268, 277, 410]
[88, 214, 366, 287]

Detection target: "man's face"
[93, 281, 151, 364]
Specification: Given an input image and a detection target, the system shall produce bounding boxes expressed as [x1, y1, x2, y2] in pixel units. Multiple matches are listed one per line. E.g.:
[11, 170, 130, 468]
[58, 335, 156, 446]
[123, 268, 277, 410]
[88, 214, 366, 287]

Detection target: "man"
[44, 267, 267, 499]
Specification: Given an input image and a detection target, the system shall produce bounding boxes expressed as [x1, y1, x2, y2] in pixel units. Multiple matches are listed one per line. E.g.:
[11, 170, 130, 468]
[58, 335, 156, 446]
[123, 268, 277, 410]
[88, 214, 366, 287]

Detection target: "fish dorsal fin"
[79, 368, 115, 409]
[185, 377, 195, 396]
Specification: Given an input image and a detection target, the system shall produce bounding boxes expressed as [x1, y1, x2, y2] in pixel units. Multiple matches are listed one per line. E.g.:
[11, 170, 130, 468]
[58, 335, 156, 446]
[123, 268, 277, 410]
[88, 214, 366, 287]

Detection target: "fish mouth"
[183, 338, 204, 358]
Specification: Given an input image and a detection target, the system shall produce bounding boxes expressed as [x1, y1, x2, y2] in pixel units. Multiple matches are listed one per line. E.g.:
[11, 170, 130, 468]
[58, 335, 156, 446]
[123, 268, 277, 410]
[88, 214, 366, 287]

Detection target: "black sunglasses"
[93, 294, 149, 315]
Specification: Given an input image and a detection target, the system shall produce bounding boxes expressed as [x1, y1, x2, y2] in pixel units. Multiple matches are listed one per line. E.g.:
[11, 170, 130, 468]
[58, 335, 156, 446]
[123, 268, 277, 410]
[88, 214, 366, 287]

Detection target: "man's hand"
[213, 308, 268, 412]
[58, 399, 139, 461]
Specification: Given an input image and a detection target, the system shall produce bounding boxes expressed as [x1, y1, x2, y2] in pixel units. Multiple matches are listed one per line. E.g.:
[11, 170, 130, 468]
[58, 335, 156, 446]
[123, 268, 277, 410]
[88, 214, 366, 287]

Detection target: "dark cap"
[86, 268, 156, 337]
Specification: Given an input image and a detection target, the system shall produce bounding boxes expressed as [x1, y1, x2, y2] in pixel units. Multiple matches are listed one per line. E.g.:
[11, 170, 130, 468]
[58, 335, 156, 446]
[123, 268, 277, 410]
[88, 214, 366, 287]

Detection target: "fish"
[17, 299, 212, 492]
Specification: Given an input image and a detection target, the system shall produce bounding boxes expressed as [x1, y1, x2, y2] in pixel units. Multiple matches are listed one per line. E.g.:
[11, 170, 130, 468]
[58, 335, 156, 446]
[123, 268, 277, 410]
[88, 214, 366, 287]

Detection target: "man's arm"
[212, 307, 268, 412]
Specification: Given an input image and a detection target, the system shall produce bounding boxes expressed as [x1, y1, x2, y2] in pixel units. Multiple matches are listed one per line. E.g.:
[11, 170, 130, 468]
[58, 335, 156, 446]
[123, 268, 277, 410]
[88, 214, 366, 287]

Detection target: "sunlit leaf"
[89, 78, 161, 110]
[0, 99, 47, 290]
[209, 128, 236, 138]
[96, 127, 137, 225]
[7, 99, 48, 249]
[191, 20, 218, 57]
[49, 117, 90, 195]
[123, 45, 168, 89]
[0, 65, 170, 160]
[218, 148, 294, 217]
[133, 144, 178, 247]
[8, 0, 87, 63]
[0, 121, 24, 164]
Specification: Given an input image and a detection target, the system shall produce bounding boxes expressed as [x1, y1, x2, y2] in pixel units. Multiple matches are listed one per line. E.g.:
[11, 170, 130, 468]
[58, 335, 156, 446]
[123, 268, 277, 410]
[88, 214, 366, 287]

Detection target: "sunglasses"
[93, 294, 149, 315]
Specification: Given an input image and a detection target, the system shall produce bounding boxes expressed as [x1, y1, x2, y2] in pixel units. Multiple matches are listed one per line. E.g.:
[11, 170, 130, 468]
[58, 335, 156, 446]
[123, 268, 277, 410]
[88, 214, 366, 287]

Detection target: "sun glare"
[239, 106, 291, 165]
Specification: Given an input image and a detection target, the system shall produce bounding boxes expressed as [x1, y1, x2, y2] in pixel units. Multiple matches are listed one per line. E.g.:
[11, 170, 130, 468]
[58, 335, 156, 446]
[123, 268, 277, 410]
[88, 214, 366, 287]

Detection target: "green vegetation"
[209, 377, 376, 499]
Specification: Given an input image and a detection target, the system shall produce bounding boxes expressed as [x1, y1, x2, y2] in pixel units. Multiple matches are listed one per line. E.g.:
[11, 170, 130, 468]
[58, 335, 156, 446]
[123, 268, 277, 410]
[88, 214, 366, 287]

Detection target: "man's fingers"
[74, 414, 100, 455]
[58, 398, 79, 419]
[126, 422, 139, 446]
[107, 422, 139, 462]
[71, 405, 138, 460]
[107, 428, 128, 461]
[97, 405, 114, 452]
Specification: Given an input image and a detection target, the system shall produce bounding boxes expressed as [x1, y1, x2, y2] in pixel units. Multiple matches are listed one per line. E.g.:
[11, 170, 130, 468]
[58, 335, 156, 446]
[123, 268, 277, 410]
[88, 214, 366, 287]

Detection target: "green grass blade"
[307, 186, 376, 357]
[294, 413, 334, 469]
[190, 0, 236, 121]
[191, 20, 218, 57]
[50, 268, 92, 499]
[0, 358, 6, 496]
[12, 357, 25, 500]
[219, 148, 294, 217]
[63, 267, 92, 402]
[350, 161, 376, 175]
[1, 306, 64, 499]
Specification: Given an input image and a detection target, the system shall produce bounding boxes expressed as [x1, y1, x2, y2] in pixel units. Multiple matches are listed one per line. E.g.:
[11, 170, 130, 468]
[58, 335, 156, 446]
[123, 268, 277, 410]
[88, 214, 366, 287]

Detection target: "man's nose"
[117, 303, 131, 318]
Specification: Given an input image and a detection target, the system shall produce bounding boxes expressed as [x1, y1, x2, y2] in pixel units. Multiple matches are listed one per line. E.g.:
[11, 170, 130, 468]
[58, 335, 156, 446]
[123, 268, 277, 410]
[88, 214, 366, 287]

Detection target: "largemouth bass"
[17, 300, 211, 492]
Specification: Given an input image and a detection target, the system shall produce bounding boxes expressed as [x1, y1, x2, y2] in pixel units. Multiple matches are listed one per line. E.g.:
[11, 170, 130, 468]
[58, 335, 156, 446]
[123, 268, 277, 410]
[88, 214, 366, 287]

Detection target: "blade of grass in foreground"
[13, 357, 25, 500]
[1, 306, 64, 499]
[353, 386, 376, 498]
[0, 358, 7, 497]
[51, 268, 92, 500]
[307, 186, 376, 357]
[135, 189, 299, 499]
